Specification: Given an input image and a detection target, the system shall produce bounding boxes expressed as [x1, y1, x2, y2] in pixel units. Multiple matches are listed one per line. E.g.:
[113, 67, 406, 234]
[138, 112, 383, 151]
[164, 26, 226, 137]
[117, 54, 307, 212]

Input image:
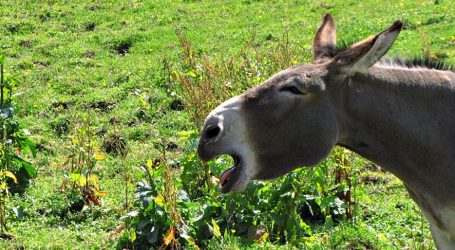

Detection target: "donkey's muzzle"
[198, 117, 223, 161]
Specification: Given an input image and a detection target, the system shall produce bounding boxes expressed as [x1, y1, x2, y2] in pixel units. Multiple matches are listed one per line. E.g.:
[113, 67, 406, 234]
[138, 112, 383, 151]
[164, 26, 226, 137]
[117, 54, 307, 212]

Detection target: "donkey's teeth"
[220, 167, 236, 186]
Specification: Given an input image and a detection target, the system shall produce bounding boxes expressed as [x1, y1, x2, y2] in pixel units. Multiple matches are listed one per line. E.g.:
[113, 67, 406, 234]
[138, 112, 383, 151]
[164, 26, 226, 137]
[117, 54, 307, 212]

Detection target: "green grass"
[0, 0, 453, 249]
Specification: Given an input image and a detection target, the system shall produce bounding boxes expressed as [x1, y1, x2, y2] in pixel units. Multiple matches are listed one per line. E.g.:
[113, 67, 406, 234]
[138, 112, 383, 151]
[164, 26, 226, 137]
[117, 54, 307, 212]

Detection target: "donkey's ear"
[330, 20, 403, 75]
[313, 14, 336, 62]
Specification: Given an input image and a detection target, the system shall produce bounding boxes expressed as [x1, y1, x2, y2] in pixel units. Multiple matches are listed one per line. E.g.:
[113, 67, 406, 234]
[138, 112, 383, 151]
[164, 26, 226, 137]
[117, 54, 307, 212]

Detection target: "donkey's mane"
[336, 40, 454, 72]
[378, 56, 454, 72]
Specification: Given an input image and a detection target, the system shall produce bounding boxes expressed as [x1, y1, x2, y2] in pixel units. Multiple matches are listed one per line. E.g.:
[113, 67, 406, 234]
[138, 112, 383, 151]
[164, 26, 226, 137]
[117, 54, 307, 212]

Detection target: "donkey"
[197, 14, 455, 249]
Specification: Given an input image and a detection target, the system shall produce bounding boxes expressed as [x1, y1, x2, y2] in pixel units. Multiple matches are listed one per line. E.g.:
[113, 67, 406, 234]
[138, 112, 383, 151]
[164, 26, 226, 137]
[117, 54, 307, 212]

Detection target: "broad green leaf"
[146, 159, 153, 168]
[4, 171, 17, 183]
[324, 215, 334, 230]
[211, 219, 221, 237]
[186, 71, 197, 78]
[140, 98, 149, 108]
[94, 152, 108, 161]
[14, 154, 37, 178]
[78, 178, 87, 187]
[153, 193, 165, 206]
[81, 204, 89, 212]
[70, 173, 82, 182]
[89, 174, 100, 188]
[13, 206, 24, 221]
[19, 158, 37, 178]
[24, 137, 36, 157]
[94, 189, 107, 198]
[255, 231, 269, 244]
[0, 55, 6, 65]
[131, 229, 136, 242]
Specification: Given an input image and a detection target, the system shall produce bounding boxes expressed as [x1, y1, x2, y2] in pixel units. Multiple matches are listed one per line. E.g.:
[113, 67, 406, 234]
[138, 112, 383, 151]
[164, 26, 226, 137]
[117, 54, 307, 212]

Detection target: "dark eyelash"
[280, 86, 305, 95]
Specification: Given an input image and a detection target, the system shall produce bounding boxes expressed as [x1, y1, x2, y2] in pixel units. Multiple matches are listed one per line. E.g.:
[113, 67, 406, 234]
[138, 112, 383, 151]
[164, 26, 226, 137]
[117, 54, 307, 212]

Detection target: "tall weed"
[122, 32, 366, 248]
[60, 112, 107, 209]
[0, 55, 36, 234]
[174, 31, 309, 129]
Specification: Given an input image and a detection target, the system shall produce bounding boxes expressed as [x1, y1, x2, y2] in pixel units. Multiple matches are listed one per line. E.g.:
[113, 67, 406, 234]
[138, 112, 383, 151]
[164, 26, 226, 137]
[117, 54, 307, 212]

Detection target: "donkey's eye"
[280, 86, 305, 95]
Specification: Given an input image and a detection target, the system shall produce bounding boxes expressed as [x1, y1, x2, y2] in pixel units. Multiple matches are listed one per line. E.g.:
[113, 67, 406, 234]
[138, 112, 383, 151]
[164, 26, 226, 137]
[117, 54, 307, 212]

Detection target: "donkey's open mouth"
[219, 155, 241, 192]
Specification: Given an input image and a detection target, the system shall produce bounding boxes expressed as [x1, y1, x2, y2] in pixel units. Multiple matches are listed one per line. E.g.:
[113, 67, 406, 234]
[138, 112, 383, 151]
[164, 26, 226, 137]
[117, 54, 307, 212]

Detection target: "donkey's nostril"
[205, 125, 221, 140]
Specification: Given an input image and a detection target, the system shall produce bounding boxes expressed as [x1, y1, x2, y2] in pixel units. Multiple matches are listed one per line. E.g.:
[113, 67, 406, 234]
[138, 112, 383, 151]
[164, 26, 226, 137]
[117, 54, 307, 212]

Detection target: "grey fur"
[198, 14, 455, 249]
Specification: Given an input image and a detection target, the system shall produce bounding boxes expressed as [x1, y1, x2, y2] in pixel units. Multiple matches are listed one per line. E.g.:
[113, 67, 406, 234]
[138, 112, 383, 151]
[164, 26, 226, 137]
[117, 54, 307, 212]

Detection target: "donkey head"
[198, 14, 403, 193]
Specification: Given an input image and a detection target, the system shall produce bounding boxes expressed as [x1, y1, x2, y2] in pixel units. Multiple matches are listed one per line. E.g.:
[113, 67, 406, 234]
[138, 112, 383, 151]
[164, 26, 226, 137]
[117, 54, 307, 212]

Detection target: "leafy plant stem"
[0, 63, 3, 106]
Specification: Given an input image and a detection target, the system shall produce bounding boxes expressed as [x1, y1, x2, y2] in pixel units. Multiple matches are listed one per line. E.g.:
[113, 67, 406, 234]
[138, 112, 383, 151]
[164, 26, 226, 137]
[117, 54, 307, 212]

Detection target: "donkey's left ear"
[313, 14, 336, 62]
[330, 20, 403, 76]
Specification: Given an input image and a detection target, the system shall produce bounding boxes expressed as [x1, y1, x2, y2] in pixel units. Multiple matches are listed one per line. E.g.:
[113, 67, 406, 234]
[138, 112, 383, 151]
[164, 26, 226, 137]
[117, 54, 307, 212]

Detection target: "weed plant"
[120, 33, 365, 248]
[60, 112, 107, 210]
[0, 55, 36, 235]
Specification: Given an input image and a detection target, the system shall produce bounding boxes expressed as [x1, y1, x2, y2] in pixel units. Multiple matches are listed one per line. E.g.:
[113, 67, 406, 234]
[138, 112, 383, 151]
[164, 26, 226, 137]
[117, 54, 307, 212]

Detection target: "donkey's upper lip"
[197, 142, 216, 161]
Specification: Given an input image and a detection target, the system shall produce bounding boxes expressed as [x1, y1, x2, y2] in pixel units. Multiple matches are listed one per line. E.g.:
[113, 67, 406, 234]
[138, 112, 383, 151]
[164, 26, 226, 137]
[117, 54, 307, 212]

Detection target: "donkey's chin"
[219, 155, 250, 193]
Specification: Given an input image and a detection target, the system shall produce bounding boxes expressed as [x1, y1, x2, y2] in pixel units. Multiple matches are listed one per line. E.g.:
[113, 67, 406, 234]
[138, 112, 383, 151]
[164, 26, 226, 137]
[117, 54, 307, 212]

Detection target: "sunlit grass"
[0, 0, 452, 248]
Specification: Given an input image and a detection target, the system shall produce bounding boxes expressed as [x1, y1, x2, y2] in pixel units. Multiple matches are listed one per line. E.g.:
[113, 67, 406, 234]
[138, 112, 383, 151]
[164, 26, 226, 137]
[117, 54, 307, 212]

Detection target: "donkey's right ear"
[313, 14, 337, 62]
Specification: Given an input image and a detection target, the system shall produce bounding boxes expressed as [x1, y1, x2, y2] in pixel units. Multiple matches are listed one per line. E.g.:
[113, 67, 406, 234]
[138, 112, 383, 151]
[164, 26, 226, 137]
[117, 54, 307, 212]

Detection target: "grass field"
[0, 0, 454, 249]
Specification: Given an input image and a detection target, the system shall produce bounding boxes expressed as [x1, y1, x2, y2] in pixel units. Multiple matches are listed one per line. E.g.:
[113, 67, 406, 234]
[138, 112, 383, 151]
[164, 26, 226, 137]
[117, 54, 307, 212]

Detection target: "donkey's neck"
[336, 65, 455, 203]
[367, 64, 454, 87]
